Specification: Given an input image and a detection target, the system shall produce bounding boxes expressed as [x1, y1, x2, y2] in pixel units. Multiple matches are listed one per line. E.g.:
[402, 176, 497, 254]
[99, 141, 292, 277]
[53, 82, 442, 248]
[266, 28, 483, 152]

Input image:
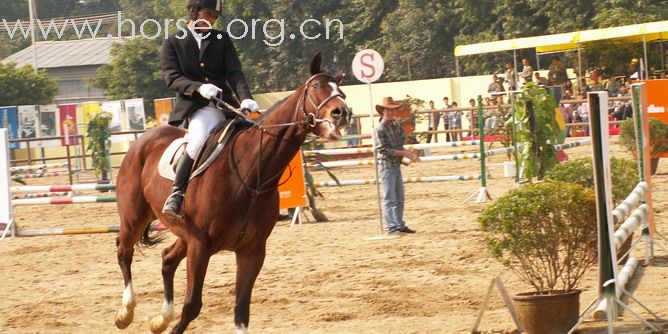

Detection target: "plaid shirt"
[375, 119, 405, 169]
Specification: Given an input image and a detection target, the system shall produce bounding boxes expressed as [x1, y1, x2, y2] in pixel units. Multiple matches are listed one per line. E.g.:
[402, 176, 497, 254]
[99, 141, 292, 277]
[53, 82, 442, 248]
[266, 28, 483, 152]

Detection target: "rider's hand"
[240, 99, 259, 113]
[197, 84, 222, 100]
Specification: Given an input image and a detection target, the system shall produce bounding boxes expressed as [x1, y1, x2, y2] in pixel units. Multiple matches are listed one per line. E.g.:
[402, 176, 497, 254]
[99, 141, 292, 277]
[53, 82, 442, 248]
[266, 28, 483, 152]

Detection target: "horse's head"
[299, 52, 352, 140]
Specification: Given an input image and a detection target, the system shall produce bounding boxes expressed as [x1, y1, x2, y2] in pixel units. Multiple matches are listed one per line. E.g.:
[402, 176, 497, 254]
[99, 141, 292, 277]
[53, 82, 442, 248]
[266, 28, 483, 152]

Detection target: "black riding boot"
[162, 154, 195, 219]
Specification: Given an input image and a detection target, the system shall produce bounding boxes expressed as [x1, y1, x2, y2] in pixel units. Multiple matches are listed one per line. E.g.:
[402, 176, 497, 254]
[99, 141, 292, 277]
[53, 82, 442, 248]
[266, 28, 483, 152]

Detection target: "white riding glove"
[197, 84, 222, 100]
[240, 99, 259, 113]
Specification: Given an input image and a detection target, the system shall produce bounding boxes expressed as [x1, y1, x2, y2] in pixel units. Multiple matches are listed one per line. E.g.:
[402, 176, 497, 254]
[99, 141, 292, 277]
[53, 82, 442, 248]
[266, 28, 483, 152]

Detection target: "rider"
[160, 0, 259, 219]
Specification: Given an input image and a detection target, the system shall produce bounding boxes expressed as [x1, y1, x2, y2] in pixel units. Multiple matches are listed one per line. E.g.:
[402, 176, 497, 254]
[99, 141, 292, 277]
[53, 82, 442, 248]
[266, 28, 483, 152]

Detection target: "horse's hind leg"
[150, 238, 186, 334]
[114, 186, 154, 329]
[169, 241, 211, 334]
[234, 245, 267, 334]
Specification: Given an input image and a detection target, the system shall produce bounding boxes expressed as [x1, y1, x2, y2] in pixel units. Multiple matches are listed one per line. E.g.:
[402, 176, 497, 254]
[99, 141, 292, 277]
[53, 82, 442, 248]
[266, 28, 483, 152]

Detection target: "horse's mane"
[258, 95, 293, 121]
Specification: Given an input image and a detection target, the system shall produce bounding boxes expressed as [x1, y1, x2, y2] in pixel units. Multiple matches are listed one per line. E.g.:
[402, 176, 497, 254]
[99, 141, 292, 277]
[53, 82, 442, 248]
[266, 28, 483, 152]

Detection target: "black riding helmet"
[187, 0, 223, 16]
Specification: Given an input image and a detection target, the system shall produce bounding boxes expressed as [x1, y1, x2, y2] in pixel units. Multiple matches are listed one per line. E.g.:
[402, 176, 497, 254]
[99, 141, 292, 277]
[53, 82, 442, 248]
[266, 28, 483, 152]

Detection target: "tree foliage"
[0, 63, 58, 105]
[513, 82, 561, 180]
[15, 0, 662, 99]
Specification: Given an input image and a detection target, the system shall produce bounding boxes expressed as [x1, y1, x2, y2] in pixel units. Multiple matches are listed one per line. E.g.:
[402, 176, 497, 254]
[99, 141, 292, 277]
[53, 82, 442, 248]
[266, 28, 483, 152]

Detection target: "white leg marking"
[122, 283, 135, 306]
[115, 283, 136, 329]
[236, 324, 248, 334]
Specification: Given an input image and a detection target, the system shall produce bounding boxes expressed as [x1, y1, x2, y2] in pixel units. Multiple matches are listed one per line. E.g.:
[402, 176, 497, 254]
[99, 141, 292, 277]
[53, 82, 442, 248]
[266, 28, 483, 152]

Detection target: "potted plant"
[619, 118, 668, 175]
[545, 157, 638, 263]
[545, 157, 638, 206]
[479, 181, 598, 334]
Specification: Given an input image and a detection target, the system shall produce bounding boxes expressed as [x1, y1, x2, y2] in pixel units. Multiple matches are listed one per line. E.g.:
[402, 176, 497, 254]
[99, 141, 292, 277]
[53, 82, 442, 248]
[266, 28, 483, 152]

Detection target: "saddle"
[158, 118, 252, 181]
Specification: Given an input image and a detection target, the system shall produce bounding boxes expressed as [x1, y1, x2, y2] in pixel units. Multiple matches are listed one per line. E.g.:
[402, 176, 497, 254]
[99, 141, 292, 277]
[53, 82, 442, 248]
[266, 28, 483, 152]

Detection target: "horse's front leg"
[150, 238, 187, 334]
[234, 245, 267, 334]
[169, 240, 211, 334]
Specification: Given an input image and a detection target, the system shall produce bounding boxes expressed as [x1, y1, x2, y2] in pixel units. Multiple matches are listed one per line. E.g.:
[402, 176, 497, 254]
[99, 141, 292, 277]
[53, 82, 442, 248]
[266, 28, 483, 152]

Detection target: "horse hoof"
[149, 314, 173, 334]
[114, 307, 135, 329]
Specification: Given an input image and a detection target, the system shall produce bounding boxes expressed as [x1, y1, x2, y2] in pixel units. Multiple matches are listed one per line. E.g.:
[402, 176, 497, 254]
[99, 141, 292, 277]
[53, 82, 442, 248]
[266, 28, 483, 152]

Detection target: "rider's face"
[195, 9, 218, 29]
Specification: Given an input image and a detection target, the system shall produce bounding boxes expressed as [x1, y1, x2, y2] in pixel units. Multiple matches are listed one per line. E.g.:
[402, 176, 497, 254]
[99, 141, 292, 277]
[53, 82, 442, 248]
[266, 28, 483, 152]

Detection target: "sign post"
[352, 50, 396, 240]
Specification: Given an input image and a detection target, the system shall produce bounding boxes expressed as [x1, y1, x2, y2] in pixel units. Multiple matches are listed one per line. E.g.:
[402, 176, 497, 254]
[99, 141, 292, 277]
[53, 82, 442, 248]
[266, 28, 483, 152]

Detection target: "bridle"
[228, 72, 348, 196]
[295, 73, 347, 130]
[228, 72, 348, 249]
[214, 72, 347, 131]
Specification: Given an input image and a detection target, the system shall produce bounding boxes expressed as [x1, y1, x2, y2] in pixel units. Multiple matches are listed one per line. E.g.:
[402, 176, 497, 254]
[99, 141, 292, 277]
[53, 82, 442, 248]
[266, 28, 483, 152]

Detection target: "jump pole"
[465, 95, 491, 203]
[568, 91, 659, 333]
[1, 129, 15, 239]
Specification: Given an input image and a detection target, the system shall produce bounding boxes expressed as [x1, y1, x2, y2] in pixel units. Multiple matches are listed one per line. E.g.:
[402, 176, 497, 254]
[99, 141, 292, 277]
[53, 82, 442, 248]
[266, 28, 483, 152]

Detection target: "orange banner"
[644, 80, 668, 157]
[278, 152, 308, 209]
[246, 111, 307, 209]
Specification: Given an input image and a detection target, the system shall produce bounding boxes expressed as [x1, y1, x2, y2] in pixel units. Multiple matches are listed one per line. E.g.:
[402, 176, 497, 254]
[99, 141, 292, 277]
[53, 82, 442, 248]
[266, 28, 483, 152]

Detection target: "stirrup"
[162, 192, 184, 220]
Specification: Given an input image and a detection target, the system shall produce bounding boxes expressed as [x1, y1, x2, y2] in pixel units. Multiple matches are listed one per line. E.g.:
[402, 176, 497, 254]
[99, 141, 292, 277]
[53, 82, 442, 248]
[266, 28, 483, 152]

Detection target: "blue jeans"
[380, 166, 405, 231]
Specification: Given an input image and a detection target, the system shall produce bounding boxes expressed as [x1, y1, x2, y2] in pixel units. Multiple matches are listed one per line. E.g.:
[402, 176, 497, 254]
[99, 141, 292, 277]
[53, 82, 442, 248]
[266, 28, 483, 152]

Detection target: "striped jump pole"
[304, 140, 481, 156]
[315, 175, 482, 187]
[10, 183, 116, 194]
[11, 171, 72, 182]
[16, 223, 167, 237]
[12, 192, 71, 200]
[12, 195, 116, 206]
[10, 163, 70, 173]
[554, 139, 591, 151]
[309, 146, 517, 169]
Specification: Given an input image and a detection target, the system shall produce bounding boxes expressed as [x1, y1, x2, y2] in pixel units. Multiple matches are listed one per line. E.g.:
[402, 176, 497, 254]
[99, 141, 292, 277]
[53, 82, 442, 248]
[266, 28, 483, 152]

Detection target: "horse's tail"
[139, 223, 165, 248]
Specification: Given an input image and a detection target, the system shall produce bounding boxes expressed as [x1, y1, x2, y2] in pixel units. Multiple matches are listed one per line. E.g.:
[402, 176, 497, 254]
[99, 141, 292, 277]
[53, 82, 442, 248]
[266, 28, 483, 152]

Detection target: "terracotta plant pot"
[512, 290, 580, 334]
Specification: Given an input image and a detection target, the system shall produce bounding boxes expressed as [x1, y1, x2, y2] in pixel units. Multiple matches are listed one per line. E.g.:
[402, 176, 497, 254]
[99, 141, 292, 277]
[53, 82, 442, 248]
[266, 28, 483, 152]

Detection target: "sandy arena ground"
[2, 138, 668, 334]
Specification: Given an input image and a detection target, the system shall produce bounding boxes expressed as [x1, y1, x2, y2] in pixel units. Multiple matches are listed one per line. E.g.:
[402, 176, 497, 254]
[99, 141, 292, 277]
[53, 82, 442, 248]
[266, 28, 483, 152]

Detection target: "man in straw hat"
[375, 97, 420, 235]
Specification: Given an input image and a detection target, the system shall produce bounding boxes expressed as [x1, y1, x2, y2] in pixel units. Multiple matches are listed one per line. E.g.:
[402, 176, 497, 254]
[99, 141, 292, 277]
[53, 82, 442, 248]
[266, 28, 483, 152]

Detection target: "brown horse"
[113, 53, 350, 334]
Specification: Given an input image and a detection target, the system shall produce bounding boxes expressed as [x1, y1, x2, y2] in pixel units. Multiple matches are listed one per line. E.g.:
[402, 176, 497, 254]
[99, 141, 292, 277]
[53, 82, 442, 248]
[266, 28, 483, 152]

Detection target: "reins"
[222, 73, 344, 249]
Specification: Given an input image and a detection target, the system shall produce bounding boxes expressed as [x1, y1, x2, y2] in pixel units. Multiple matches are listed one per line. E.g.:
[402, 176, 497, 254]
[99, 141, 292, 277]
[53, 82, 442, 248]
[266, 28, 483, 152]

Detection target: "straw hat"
[375, 97, 404, 115]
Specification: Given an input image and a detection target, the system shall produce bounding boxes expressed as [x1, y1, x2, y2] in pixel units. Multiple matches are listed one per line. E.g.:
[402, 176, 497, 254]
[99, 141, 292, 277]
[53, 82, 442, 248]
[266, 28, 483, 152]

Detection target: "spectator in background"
[442, 97, 452, 141]
[575, 91, 590, 136]
[426, 100, 439, 143]
[574, 78, 590, 95]
[488, 75, 500, 93]
[449, 102, 462, 141]
[519, 58, 533, 86]
[534, 72, 549, 85]
[612, 85, 632, 121]
[467, 98, 479, 132]
[606, 76, 621, 96]
[629, 58, 640, 80]
[560, 89, 574, 137]
[548, 56, 569, 86]
[504, 62, 517, 90]
[344, 117, 360, 146]
[590, 65, 601, 89]
[595, 72, 608, 92]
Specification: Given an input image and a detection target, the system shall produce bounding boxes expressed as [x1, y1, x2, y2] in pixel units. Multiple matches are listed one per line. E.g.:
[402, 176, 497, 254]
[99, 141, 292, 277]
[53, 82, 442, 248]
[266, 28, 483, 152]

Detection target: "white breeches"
[185, 105, 226, 159]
